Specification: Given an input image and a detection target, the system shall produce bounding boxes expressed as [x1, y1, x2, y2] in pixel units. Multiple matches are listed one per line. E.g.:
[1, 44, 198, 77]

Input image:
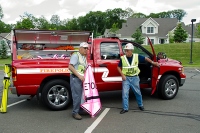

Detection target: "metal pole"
[189, 22, 194, 64]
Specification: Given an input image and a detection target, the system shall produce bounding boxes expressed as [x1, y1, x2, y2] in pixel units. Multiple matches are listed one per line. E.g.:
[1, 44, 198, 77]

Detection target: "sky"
[1, 0, 200, 25]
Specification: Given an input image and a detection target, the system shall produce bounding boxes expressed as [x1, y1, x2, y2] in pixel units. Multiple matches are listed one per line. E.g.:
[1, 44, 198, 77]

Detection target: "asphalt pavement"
[0, 68, 200, 133]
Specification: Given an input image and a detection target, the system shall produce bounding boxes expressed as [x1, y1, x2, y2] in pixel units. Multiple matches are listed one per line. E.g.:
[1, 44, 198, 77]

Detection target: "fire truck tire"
[41, 79, 71, 111]
[158, 75, 179, 100]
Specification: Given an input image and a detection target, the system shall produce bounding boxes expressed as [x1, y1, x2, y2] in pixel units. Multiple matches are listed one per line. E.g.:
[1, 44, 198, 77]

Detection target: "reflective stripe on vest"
[121, 54, 140, 76]
[71, 52, 87, 76]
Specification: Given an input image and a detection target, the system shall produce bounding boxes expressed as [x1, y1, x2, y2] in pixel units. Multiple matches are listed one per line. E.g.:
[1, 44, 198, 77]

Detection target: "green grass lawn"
[143, 42, 200, 67]
[0, 57, 11, 70]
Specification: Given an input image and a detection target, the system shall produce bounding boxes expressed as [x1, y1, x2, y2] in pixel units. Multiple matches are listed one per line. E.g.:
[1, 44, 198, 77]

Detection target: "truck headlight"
[178, 67, 184, 73]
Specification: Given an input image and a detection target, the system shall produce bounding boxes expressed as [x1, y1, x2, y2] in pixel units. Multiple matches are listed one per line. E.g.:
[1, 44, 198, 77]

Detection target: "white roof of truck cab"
[13, 29, 91, 44]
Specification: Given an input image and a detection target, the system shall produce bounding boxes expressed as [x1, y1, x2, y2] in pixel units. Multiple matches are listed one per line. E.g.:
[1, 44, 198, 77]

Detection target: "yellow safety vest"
[121, 54, 140, 76]
[71, 52, 87, 76]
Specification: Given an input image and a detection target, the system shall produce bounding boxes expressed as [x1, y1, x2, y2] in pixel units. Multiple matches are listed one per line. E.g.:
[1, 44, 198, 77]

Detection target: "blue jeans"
[122, 76, 143, 110]
[70, 75, 83, 114]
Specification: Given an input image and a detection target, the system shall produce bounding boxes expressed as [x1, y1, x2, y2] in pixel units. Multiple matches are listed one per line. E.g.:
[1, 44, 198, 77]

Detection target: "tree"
[65, 18, 79, 30]
[0, 5, 3, 20]
[173, 23, 188, 43]
[157, 11, 171, 18]
[15, 18, 34, 29]
[124, 8, 134, 18]
[131, 12, 146, 18]
[59, 19, 68, 30]
[168, 31, 174, 43]
[77, 11, 107, 37]
[105, 8, 127, 29]
[0, 21, 13, 32]
[36, 16, 50, 29]
[147, 13, 160, 18]
[131, 28, 144, 44]
[144, 9, 186, 21]
[15, 12, 36, 29]
[0, 40, 8, 59]
[50, 15, 61, 30]
[170, 9, 186, 22]
[109, 23, 119, 34]
[195, 24, 200, 38]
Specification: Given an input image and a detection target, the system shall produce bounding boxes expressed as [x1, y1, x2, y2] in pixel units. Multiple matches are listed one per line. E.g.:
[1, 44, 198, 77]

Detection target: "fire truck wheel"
[42, 79, 71, 111]
[158, 75, 179, 100]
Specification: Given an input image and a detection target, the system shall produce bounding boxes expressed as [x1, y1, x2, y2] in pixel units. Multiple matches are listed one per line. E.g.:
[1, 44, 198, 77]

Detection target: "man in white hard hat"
[117, 43, 159, 114]
[68, 42, 89, 120]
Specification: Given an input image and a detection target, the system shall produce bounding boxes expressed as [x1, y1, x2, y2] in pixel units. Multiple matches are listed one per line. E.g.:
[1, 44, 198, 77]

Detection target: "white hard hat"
[124, 43, 134, 50]
[80, 42, 88, 47]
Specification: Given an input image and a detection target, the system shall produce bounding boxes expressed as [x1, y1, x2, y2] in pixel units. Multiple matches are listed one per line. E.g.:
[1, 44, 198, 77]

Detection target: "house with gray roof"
[0, 32, 11, 55]
[185, 22, 200, 42]
[104, 17, 200, 45]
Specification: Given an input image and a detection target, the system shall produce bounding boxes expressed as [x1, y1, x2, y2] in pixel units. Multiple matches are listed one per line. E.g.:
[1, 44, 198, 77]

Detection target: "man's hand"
[152, 61, 160, 67]
[145, 57, 160, 67]
[122, 74, 126, 81]
[78, 75, 85, 82]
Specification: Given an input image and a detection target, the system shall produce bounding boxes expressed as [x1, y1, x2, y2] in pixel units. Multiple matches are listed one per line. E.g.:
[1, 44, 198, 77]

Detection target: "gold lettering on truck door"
[39, 68, 70, 73]
[40, 69, 45, 72]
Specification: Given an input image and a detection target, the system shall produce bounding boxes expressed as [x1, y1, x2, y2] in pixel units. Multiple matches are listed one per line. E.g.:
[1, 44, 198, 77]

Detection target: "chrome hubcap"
[165, 79, 177, 97]
[47, 85, 69, 107]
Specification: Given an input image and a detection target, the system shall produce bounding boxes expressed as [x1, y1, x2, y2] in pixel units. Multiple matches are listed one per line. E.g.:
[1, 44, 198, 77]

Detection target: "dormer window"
[147, 27, 154, 33]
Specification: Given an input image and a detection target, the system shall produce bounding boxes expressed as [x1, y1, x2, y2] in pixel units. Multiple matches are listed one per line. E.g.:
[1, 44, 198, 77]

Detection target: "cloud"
[0, 0, 16, 9]
[133, 0, 175, 15]
[92, 0, 130, 12]
[76, 12, 87, 18]
[3, 13, 10, 19]
[32, 0, 47, 5]
[25, 0, 47, 6]
[155, 0, 200, 9]
[0, 0, 199, 25]
[7, 17, 20, 24]
[55, 9, 73, 20]
[58, 0, 65, 6]
[78, 0, 100, 6]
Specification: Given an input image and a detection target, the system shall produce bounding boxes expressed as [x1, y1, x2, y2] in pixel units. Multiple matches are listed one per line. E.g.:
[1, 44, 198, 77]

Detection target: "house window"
[147, 39, 154, 45]
[150, 39, 154, 44]
[147, 27, 154, 33]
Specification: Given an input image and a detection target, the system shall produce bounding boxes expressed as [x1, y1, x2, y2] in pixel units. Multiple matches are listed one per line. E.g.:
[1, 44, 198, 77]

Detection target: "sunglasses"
[83, 47, 88, 50]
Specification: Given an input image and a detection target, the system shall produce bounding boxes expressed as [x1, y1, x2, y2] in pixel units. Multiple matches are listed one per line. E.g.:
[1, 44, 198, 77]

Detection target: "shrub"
[0, 40, 8, 59]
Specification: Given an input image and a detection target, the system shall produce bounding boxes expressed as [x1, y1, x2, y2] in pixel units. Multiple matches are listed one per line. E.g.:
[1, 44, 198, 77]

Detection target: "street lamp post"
[189, 19, 196, 64]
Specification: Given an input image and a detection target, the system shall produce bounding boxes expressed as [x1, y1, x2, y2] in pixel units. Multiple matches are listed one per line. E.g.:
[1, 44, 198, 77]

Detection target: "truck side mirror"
[157, 52, 167, 59]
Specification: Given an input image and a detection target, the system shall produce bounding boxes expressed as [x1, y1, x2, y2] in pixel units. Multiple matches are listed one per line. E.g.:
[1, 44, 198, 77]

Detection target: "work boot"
[120, 109, 128, 114]
[72, 113, 82, 120]
[139, 106, 144, 111]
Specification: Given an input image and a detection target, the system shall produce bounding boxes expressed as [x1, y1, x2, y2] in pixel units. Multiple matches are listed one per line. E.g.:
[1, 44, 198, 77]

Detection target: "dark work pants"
[70, 75, 83, 115]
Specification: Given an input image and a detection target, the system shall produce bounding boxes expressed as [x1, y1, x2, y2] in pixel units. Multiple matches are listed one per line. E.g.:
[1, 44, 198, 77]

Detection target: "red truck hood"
[147, 38, 182, 66]
[158, 58, 182, 66]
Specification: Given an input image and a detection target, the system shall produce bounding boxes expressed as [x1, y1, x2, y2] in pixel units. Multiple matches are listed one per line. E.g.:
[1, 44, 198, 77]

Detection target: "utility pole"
[189, 19, 196, 64]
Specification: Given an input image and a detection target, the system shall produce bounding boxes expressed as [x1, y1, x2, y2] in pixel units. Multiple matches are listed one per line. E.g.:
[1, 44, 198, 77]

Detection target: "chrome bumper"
[180, 78, 186, 86]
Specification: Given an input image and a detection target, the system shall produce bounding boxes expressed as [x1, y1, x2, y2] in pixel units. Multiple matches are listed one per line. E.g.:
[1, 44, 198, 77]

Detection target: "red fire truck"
[10, 29, 186, 110]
